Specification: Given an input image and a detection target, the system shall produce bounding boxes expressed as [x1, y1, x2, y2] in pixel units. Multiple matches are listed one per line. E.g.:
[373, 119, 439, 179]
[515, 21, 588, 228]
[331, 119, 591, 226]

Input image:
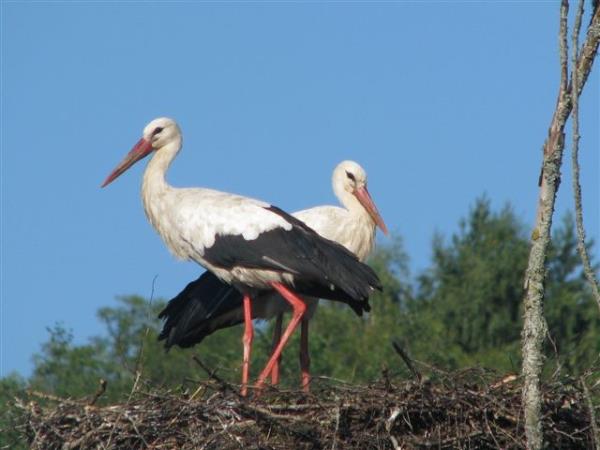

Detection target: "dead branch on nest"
[13, 368, 598, 450]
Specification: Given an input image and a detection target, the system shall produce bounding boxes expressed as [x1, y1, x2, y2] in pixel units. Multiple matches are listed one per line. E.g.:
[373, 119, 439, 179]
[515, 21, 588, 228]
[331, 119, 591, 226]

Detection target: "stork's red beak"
[354, 186, 388, 235]
[101, 138, 153, 187]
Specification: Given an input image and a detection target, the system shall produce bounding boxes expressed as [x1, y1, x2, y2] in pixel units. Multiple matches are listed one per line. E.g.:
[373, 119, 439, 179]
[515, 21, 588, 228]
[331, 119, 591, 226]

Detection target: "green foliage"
[28, 297, 264, 400]
[544, 214, 600, 373]
[3, 197, 598, 406]
[405, 198, 598, 374]
[409, 198, 529, 371]
[0, 373, 28, 449]
[28, 324, 129, 402]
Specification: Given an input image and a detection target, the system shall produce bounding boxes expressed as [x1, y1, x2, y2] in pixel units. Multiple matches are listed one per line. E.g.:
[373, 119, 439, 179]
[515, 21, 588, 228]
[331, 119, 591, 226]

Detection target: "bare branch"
[523, 2, 561, 449]
[538, 4, 600, 188]
[560, 2, 570, 96]
[521, 4, 569, 448]
[522, 4, 600, 449]
[574, 6, 600, 96]
[571, 0, 600, 313]
[392, 340, 422, 383]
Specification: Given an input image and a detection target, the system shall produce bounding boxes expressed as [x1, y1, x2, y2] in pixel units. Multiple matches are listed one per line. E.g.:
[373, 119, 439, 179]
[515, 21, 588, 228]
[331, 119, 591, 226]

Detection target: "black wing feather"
[157, 271, 246, 348]
[203, 205, 381, 303]
[158, 270, 371, 350]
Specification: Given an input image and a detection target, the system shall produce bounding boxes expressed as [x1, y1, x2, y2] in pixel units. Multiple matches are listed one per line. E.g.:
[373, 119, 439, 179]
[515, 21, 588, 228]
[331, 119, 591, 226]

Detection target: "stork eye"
[346, 171, 356, 182]
[153, 127, 164, 136]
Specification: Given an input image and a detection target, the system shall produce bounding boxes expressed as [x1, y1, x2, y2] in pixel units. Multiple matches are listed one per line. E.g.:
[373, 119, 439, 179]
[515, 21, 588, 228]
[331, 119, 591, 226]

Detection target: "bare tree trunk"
[521, 3, 600, 449]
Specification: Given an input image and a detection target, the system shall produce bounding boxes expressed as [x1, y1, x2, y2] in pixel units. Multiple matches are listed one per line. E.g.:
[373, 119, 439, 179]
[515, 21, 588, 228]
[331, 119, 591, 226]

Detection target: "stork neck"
[333, 189, 377, 261]
[142, 138, 181, 196]
[335, 187, 371, 221]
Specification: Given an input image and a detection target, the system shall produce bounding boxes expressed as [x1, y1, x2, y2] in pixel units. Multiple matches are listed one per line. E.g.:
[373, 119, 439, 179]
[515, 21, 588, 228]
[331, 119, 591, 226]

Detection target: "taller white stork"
[101, 118, 381, 395]
[158, 160, 388, 391]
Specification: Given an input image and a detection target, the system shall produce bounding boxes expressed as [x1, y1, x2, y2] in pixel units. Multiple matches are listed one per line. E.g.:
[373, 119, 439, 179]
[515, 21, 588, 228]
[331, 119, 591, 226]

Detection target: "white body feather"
[142, 146, 296, 289]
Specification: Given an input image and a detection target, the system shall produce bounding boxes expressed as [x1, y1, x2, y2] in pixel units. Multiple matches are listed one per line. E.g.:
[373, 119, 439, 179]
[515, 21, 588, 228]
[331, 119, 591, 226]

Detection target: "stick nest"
[13, 368, 599, 449]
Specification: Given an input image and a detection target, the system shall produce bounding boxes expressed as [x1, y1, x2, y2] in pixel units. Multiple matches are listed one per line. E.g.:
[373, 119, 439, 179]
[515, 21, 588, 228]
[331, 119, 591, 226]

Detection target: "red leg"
[256, 283, 306, 389]
[270, 313, 283, 385]
[241, 294, 253, 397]
[300, 318, 311, 392]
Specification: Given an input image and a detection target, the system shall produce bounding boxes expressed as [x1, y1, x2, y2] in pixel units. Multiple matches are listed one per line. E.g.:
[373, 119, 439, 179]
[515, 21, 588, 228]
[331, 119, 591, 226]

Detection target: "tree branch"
[574, 5, 600, 96]
[522, 2, 600, 449]
[392, 340, 422, 383]
[571, 0, 600, 314]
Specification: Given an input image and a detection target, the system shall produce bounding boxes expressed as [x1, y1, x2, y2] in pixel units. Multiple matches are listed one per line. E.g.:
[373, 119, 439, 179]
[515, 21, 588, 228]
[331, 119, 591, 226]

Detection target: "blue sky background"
[1, 2, 598, 378]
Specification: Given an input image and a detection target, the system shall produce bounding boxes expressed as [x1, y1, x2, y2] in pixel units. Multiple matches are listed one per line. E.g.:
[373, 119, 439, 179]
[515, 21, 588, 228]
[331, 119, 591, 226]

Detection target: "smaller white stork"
[102, 118, 381, 395]
[158, 160, 387, 391]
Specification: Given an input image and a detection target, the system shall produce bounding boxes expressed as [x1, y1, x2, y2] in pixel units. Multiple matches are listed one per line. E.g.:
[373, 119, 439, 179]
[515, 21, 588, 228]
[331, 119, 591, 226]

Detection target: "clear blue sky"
[1, 2, 598, 378]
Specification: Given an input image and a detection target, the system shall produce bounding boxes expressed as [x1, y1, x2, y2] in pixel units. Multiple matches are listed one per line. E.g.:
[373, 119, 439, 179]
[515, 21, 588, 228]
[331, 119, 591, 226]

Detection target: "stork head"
[142, 117, 180, 149]
[333, 160, 388, 235]
[101, 117, 181, 188]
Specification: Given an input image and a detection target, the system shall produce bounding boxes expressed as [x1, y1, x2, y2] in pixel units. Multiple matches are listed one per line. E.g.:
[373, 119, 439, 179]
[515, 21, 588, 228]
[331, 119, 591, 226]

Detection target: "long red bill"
[101, 138, 153, 188]
[354, 186, 388, 235]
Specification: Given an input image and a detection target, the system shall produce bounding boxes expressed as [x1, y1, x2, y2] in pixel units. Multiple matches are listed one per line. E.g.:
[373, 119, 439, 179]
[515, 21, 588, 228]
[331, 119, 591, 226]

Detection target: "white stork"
[158, 160, 387, 391]
[101, 118, 381, 395]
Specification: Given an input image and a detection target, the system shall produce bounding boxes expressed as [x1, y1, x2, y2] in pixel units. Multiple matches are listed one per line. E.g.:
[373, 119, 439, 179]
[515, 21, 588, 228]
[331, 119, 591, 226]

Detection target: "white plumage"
[103, 117, 383, 394]
[137, 120, 293, 288]
[158, 159, 388, 390]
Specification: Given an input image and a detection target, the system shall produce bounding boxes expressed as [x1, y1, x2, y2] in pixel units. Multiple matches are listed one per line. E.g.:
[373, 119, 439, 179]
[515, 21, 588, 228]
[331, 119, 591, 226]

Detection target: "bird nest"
[13, 368, 599, 449]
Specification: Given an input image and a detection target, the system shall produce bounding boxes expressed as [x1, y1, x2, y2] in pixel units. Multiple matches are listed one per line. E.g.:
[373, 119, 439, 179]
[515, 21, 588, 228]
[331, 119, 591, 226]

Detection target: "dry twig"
[14, 369, 597, 450]
[392, 339, 422, 382]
